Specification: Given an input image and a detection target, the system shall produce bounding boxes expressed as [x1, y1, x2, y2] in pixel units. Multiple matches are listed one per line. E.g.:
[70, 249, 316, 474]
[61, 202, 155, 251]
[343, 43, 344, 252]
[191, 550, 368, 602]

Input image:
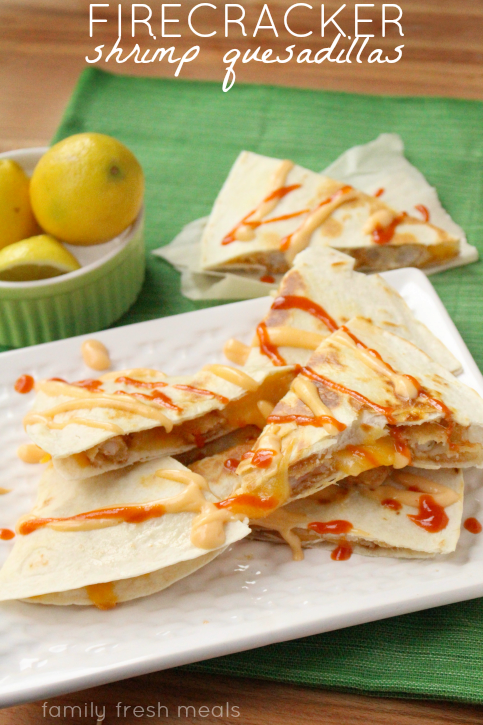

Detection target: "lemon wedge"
[0, 234, 81, 282]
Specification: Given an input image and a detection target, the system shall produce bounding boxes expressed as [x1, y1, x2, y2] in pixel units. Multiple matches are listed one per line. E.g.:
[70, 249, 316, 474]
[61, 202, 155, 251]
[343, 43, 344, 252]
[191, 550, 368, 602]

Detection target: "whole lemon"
[30, 133, 144, 246]
[0, 159, 39, 251]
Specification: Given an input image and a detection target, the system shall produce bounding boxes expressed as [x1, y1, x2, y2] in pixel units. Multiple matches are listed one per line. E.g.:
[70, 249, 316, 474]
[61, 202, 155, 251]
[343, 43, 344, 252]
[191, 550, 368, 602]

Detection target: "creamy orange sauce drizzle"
[253, 326, 325, 351]
[257, 399, 274, 419]
[81, 339, 111, 371]
[24, 389, 173, 433]
[222, 160, 297, 244]
[17, 444, 49, 464]
[18, 468, 245, 551]
[253, 508, 308, 560]
[203, 364, 259, 392]
[361, 471, 459, 509]
[223, 338, 250, 366]
[281, 185, 357, 261]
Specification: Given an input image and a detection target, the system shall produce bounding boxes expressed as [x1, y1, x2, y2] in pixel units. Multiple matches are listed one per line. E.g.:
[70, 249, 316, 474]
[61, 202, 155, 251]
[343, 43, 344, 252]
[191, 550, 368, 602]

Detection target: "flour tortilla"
[190, 447, 464, 558]
[251, 467, 464, 558]
[239, 317, 483, 504]
[201, 151, 459, 275]
[244, 247, 461, 374]
[0, 457, 249, 606]
[25, 365, 294, 480]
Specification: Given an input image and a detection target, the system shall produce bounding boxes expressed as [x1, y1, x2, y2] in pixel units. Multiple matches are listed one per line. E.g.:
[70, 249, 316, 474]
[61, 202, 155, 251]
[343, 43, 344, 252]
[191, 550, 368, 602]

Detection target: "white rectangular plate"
[1, 267, 483, 707]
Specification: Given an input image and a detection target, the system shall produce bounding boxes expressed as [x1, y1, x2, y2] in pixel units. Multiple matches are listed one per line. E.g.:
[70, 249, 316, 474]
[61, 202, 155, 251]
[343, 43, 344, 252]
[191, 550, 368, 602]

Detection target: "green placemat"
[17, 68, 483, 703]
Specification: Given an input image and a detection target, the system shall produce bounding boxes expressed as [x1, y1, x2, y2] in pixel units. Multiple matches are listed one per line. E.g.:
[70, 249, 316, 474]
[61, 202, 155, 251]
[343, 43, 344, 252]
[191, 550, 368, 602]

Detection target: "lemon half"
[0, 235, 81, 282]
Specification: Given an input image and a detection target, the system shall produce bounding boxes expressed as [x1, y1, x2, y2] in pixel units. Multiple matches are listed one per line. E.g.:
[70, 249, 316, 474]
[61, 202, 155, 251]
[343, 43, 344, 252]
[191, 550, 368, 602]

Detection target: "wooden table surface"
[1, 1, 483, 722]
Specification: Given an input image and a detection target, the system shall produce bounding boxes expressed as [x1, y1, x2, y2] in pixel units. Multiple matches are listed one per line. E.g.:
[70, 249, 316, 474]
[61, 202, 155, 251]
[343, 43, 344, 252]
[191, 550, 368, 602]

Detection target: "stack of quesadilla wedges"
[1, 247, 481, 609]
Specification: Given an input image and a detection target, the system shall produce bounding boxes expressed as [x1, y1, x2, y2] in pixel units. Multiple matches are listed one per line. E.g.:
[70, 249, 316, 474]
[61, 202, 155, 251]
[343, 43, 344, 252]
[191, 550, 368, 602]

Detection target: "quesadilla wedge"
[232, 247, 460, 374]
[251, 467, 464, 560]
[201, 151, 459, 275]
[189, 447, 464, 559]
[0, 457, 249, 607]
[230, 317, 483, 518]
[24, 364, 295, 481]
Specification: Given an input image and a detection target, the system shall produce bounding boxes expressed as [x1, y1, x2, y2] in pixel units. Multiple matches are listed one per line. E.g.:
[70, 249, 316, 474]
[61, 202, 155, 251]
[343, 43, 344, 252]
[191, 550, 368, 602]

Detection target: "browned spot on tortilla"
[320, 217, 343, 238]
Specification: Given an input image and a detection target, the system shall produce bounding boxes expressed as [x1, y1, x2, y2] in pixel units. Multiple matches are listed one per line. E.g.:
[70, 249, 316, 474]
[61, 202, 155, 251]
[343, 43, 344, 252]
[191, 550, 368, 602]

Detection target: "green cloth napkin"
[27, 68, 483, 702]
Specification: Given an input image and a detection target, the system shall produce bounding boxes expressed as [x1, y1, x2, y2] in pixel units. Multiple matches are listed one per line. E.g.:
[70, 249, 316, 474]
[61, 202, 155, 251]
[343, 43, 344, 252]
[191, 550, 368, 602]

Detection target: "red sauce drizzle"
[331, 542, 353, 561]
[115, 389, 181, 412]
[257, 294, 339, 365]
[267, 413, 346, 431]
[251, 449, 276, 468]
[339, 327, 456, 447]
[256, 322, 287, 366]
[302, 367, 397, 423]
[19, 502, 167, 536]
[372, 213, 407, 245]
[260, 275, 275, 284]
[407, 495, 449, 533]
[215, 494, 279, 516]
[464, 517, 482, 534]
[222, 184, 302, 245]
[389, 427, 412, 462]
[381, 498, 402, 511]
[271, 295, 339, 332]
[72, 378, 103, 392]
[280, 185, 353, 251]
[173, 384, 229, 405]
[374, 188, 385, 198]
[418, 391, 456, 449]
[14, 375, 34, 394]
[415, 204, 430, 222]
[0, 529, 15, 540]
[224, 458, 241, 472]
[308, 520, 353, 535]
[115, 376, 168, 389]
[193, 432, 206, 448]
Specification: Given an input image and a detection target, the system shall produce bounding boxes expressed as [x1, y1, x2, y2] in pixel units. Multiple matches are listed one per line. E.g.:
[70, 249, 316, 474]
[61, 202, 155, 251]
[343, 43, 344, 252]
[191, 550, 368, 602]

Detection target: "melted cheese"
[334, 437, 398, 477]
[85, 581, 117, 610]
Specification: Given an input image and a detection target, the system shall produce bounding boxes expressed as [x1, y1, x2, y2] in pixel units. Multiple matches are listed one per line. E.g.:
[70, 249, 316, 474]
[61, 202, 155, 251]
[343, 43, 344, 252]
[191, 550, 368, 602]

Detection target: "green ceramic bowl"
[0, 147, 145, 348]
